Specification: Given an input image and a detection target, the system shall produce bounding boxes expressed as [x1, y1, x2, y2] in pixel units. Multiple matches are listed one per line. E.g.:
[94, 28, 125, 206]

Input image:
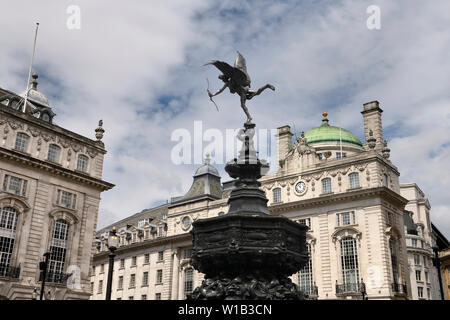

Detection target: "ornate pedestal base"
[188, 123, 308, 300]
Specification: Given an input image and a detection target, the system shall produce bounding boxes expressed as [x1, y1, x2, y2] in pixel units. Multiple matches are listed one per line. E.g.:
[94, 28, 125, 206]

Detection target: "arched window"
[14, 133, 30, 152]
[47, 219, 70, 283]
[47, 144, 61, 163]
[77, 155, 88, 172]
[340, 237, 360, 292]
[184, 268, 194, 299]
[349, 172, 360, 189]
[322, 178, 332, 194]
[298, 243, 314, 295]
[0, 207, 19, 277]
[390, 239, 399, 283]
[273, 188, 282, 203]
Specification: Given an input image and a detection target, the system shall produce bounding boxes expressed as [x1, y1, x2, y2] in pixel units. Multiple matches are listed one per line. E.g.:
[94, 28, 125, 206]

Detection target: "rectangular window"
[427, 288, 431, 299]
[418, 287, 423, 298]
[425, 271, 429, 283]
[183, 249, 192, 259]
[100, 264, 104, 273]
[143, 271, 149, 286]
[131, 256, 137, 266]
[77, 155, 88, 172]
[47, 144, 61, 163]
[273, 188, 282, 203]
[386, 212, 393, 226]
[2, 175, 28, 196]
[415, 270, 422, 281]
[128, 296, 134, 300]
[56, 190, 77, 209]
[98, 280, 103, 294]
[129, 274, 136, 288]
[118, 276, 123, 290]
[156, 269, 163, 284]
[141, 295, 147, 300]
[349, 173, 360, 189]
[120, 259, 125, 269]
[337, 212, 356, 226]
[184, 269, 194, 299]
[298, 218, 311, 229]
[14, 133, 29, 152]
[414, 254, 421, 265]
[155, 293, 161, 300]
[322, 178, 332, 194]
[412, 239, 417, 247]
[144, 253, 150, 264]
[158, 251, 164, 262]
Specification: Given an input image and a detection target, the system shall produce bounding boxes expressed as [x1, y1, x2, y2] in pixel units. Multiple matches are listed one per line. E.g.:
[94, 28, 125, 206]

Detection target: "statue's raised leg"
[246, 84, 275, 100]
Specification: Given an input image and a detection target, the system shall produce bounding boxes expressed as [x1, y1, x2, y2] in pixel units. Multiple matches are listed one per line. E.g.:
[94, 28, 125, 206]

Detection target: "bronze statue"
[205, 51, 275, 123]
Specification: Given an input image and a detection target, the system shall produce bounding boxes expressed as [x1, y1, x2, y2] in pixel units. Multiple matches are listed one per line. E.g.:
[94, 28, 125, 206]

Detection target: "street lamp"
[105, 227, 119, 300]
[432, 245, 445, 300]
[39, 251, 51, 300]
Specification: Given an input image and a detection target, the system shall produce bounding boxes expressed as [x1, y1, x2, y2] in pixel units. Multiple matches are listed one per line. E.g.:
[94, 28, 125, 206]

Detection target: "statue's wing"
[205, 57, 251, 87]
[204, 60, 235, 79]
[234, 51, 251, 86]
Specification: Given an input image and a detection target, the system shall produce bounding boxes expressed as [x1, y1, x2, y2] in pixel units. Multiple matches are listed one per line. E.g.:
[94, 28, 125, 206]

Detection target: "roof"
[304, 113, 363, 147]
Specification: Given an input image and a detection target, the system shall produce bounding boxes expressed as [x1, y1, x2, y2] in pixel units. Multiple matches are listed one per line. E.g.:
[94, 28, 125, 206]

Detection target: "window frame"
[14, 132, 30, 153]
[321, 178, 332, 194]
[348, 172, 360, 189]
[47, 144, 61, 163]
[76, 154, 89, 172]
[272, 188, 282, 203]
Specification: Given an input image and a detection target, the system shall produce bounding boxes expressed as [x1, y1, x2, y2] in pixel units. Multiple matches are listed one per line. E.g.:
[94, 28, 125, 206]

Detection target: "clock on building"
[294, 181, 307, 195]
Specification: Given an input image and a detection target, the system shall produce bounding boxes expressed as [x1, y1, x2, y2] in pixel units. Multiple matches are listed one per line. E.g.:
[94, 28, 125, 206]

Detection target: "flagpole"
[23, 22, 39, 113]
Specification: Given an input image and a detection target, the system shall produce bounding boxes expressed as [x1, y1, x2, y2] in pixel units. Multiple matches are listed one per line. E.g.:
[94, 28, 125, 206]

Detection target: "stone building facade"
[0, 74, 113, 300]
[90, 100, 446, 300]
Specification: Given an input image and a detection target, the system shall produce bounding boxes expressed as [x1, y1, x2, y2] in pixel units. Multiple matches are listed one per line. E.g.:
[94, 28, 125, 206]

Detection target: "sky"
[0, 0, 449, 239]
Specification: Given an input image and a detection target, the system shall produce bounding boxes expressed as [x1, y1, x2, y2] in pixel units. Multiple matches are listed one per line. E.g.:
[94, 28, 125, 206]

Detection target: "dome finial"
[31, 72, 38, 90]
[322, 111, 328, 120]
[205, 152, 211, 164]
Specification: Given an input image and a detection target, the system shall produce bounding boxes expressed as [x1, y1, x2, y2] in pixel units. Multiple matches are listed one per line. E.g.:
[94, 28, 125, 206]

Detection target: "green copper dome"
[304, 113, 363, 147]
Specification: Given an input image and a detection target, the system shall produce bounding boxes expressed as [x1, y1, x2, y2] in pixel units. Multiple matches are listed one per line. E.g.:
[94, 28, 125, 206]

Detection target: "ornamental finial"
[95, 120, 105, 141]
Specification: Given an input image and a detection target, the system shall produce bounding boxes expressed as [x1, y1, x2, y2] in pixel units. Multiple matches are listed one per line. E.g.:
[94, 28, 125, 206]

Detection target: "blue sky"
[1, 0, 449, 238]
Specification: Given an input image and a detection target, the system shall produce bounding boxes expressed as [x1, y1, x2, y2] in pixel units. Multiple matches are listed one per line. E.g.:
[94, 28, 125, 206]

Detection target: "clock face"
[295, 181, 307, 195]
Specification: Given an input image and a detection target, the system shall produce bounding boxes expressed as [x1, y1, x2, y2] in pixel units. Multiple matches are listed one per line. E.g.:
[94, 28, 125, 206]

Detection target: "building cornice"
[261, 152, 399, 185]
[0, 105, 105, 154]
[268, 186, 408, 214]
[0, 147, 114, 191]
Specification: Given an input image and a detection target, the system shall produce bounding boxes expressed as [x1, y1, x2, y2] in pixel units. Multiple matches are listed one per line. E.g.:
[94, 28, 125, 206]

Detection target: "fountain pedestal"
[189, 123, 308, 300]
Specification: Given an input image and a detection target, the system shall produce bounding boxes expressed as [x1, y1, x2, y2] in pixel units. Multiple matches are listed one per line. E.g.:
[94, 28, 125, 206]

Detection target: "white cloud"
[1, 0, 449, 238]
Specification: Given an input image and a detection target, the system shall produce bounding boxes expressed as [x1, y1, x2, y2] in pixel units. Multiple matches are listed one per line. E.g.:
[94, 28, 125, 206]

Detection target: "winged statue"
[205, 51, 275, 123]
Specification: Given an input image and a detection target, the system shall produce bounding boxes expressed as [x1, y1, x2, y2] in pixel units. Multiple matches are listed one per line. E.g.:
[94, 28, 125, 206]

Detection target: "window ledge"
[141, 284, 149, 288]
[320, 192, 334, 196]
[346, 187, 362, 191]
[143, 262, 150, 266]
[155, 282, 163, 286]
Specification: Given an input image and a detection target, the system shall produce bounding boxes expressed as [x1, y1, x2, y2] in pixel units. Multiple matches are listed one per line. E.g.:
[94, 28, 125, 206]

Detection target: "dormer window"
[77, 155, 88, 172]
[14, 133, 30, 152]
[336, 152, 346, 159]
[48, 144, 61, 163]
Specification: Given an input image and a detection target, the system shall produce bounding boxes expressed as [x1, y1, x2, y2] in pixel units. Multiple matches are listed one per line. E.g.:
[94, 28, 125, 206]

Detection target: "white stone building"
[0, 73, 114, 299]
[90, 100, 445, 300]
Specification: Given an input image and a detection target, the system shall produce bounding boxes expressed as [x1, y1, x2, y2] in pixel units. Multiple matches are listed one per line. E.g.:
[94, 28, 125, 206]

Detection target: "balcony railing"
[39, 271, 71, 284]
[336, 281, 364, 295]
[0, 263, 20, 279]
[300, 284, 318, 299]
[391, 282, 407, 295]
